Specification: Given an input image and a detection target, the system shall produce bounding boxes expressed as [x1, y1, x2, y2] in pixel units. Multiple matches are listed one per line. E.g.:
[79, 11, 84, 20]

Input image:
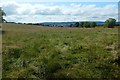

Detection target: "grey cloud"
[2, 2, 19, 15]
[34, 7, 63, 15]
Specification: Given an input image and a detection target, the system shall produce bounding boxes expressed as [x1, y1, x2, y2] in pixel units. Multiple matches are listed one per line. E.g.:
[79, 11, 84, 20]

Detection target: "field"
[0, 24, 2, 79]
[2, 23, 120, 79]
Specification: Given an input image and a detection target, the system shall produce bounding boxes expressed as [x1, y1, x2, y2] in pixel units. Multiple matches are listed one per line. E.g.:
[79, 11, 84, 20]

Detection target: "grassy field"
[0, 24, 2, 79]
[2, 23, 120, 79]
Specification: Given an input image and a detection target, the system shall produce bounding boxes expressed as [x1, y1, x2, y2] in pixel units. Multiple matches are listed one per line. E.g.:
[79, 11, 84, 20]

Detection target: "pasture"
[2, 23, 120, 79]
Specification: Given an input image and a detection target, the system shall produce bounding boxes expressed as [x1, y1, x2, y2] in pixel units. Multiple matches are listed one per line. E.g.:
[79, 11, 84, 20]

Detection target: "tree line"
[71, 18, 117, 28]
[70, 22, 97, 28]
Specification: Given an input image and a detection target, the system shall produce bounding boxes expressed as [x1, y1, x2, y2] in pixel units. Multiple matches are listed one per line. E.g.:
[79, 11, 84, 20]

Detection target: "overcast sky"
[0, 0, 119, 23]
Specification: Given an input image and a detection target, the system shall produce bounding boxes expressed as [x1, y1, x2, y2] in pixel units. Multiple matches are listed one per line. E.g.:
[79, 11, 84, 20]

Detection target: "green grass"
[0, 27, 2, 79]
[2, 23, 120, 79]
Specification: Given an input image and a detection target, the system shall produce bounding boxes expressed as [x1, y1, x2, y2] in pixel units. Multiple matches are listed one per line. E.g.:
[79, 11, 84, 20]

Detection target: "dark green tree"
[80, 22, 84, 28]
[73, 22, 97, 28]
[74, 22, 79, 27]
[83, 22, 90, 28]
[0, 7, 6, 23]
[104, 18, 116, 28]
[90, 22, 97, 28]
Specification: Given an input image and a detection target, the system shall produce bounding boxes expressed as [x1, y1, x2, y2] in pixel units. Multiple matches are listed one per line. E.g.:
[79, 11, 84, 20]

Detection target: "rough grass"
[2, 23, 120, 79]
[0, 27, 2, 79]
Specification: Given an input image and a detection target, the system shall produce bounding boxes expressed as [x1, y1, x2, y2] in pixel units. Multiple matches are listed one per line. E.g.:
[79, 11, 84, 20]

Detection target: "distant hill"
[40, 21, 120, 27]
[39, 21, 104, 27]
[40, 22, 75, 27]
[15, 21, 120, 27]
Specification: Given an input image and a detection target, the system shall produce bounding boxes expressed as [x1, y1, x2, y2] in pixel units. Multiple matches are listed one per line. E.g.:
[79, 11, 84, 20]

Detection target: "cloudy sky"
[0, 0, 119, 23]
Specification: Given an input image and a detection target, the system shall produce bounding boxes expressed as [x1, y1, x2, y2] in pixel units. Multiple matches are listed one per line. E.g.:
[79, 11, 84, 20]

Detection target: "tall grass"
[2, 23, 120, 79]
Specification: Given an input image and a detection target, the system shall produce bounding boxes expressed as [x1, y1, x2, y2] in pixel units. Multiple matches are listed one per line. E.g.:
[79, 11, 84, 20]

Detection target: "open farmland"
[2, 23, 120, 79]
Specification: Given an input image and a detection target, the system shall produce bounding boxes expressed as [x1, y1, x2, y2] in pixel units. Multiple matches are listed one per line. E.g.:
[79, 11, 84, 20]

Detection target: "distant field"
[2, 23, 120, 79]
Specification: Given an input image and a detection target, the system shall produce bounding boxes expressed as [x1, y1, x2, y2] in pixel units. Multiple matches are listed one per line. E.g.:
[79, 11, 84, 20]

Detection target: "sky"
[0, 0, 119, 23]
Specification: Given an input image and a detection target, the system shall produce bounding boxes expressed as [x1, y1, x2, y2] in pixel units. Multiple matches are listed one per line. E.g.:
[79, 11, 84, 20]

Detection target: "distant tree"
[104, 18, 116, 28]
[72, 22, 97, 28]
[0, 7, 6, 23]
[74, 22, 79, 27]
[90, 22, 97, 28]
[80, 22, 84, 28]
[83, 22, 90, 28]
[82, 22, 86, 28]
[69, 24, 73, 27]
